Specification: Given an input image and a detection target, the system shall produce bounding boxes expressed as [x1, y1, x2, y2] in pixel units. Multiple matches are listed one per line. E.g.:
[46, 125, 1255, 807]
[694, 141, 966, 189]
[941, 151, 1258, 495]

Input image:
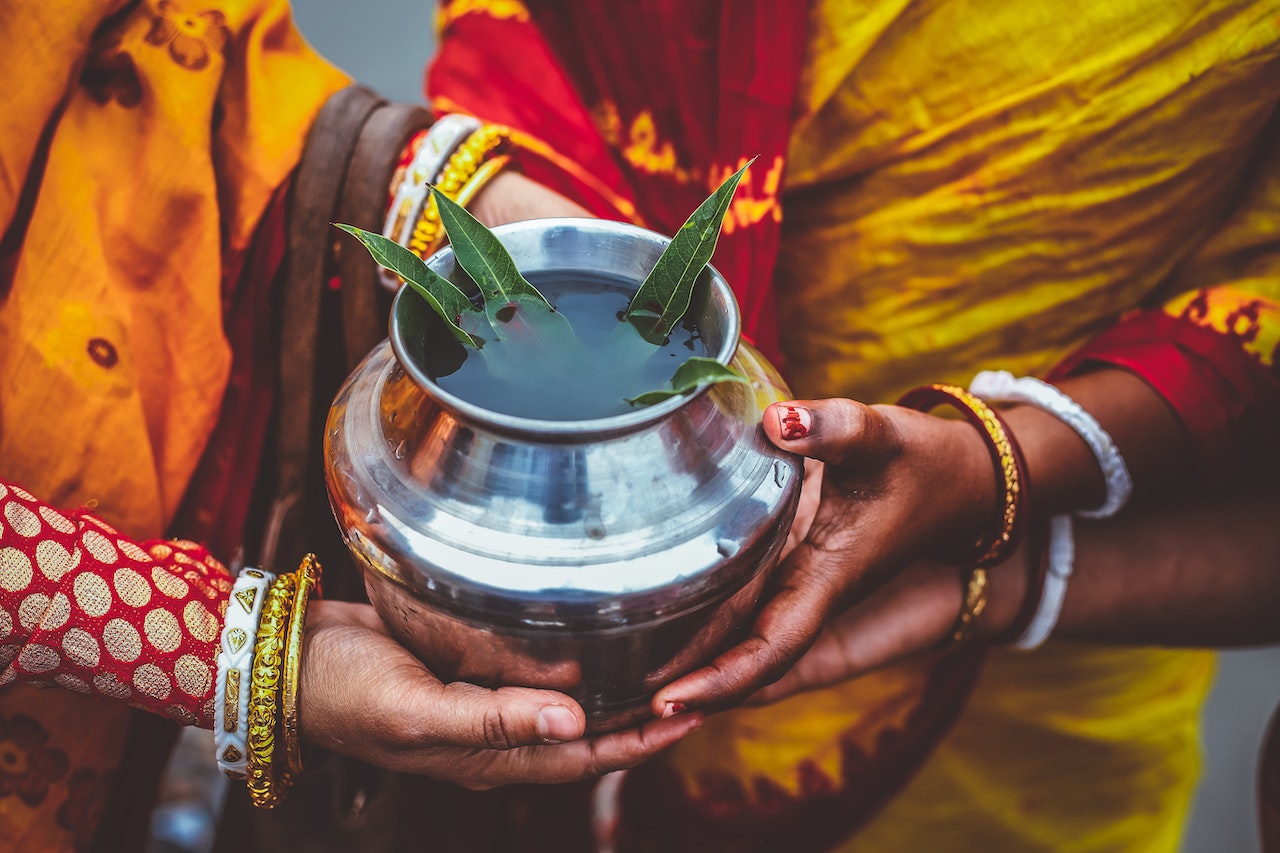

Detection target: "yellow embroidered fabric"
[660, 0, 1280, 850]
[0, 2, 346, 849]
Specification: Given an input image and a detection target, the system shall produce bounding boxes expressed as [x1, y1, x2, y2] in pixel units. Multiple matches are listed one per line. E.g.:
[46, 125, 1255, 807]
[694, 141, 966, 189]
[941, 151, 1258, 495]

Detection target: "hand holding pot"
[651, 397, 999, 714]
[299, 600, 703, 789]
[653, 365, 1198, 713]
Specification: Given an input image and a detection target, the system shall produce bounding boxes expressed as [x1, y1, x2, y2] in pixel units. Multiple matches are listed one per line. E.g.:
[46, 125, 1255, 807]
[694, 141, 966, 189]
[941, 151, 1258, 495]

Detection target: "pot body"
[323, 219, 802, 730]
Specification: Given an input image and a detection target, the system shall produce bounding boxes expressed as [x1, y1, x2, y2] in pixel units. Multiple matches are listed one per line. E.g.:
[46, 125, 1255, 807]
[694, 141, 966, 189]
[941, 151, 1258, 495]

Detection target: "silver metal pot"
[323, 218, 802, 731]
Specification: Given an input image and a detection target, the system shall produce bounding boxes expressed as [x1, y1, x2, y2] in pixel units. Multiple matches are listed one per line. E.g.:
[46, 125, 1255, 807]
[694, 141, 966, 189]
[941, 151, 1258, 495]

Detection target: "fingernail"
[777, 405, 812, 441]
[661, 702, 687, 719]
[537, 704, 579, 742]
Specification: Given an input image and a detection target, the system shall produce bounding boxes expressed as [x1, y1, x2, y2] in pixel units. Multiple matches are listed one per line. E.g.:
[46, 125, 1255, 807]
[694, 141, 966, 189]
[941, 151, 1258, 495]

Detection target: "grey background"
[289, 3, 1280, 849]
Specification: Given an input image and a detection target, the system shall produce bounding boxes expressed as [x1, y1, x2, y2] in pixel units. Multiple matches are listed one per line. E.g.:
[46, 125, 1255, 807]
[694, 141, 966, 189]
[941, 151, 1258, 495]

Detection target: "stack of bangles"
[214, 554, 322, 809]
[897, 374, 1131, 649]
[381, 113, 514, 286]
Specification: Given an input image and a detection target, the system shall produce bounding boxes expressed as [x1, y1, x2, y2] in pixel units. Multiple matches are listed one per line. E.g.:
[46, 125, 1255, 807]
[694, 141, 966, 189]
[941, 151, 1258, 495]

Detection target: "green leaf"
[429, 188, 579, 353]
[333, 223, 484, 349]
[623, 159, 754, 344]
[626, 356, 749, 407]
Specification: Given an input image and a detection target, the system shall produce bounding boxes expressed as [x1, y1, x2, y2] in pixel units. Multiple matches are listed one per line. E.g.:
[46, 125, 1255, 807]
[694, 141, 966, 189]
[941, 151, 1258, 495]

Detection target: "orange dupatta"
[0, 1, 345, 849]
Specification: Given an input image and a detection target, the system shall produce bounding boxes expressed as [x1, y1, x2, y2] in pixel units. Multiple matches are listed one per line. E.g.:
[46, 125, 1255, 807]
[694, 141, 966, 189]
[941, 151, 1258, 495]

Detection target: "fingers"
[300, 602, 702, 789]
[454, 713, 704, 790]
[413, 681, 589, 750]
[747, 564, 961, 705]
[582, 714, 703, 774]
[780, 458, 824, 563]
[650, 556, 838, 714]
[763, 399, 900, 469]
[300, 608, 587, 757]
[746, 627, 854, 706]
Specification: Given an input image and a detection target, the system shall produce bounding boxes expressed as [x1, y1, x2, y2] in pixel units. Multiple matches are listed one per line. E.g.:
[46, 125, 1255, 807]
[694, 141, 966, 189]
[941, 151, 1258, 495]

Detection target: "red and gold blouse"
[0, 482, 232, 728]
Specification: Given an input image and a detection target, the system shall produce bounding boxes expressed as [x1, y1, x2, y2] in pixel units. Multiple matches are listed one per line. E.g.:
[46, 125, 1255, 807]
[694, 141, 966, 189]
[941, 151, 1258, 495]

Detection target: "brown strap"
[336, 101, 433, 374]
[263, 85, 384, 572]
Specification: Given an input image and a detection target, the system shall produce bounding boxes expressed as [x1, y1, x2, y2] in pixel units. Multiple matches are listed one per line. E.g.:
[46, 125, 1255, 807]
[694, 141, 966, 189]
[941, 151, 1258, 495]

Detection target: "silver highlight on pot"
[323, 218, 803, 731]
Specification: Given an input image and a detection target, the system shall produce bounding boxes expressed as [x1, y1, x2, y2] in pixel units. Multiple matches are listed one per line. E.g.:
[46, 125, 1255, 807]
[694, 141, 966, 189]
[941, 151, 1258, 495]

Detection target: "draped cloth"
[431, 1, 1280, 850]
[0, 2, 346, 849]
[429, 0, 808, 364]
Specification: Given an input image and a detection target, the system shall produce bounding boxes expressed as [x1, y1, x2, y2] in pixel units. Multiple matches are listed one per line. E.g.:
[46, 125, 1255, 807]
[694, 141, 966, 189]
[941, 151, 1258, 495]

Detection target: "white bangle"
[382, 113, 481, 256]
[214, 567, 277, 779]
[969, 370, 1132, 519]
[1013, 515, 1075, 649]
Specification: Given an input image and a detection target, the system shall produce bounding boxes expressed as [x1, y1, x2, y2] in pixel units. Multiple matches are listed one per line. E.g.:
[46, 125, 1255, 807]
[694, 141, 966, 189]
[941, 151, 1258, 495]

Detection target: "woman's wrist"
[467, 169, 525, 227]
[972, 538, 1034, 641]
[878, 402, 1004, 564]
[467, 170, 595, 229]
[1000, 402, 1106, 515]
[995, 367, 1193, 515]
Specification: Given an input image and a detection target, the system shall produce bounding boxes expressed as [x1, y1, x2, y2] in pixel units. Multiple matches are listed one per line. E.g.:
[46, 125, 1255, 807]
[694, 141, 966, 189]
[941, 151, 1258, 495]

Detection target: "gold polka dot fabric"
[0, 480, 233, 727]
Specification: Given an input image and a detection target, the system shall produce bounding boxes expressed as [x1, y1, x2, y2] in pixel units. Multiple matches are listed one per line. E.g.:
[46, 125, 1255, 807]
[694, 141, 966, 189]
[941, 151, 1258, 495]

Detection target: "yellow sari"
[660, 0, 1280, 849]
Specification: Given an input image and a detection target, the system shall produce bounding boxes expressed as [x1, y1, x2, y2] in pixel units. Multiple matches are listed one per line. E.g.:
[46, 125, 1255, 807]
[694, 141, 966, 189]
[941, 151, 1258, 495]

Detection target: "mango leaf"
[626, 356, 749, 407]
[333, 223, 485, 349]
[623, 159, 754, 344]
[429, 187, 578, 351]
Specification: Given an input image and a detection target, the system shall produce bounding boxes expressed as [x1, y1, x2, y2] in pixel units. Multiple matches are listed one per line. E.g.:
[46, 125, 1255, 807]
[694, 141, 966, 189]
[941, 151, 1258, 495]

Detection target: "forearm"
[999, 367, 1194, 516]
[984, 286, 1280, 643]
[981, 487, 1280, 647]
[0, 479, 232, 727]
[867, 364, 1202, 575]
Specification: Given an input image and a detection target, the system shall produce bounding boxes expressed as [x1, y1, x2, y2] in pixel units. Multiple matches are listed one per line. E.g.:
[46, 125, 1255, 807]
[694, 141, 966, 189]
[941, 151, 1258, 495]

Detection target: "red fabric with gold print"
[429, 0, 808, 363]
[0, 479, 236, 852]
[1055, 287, 1280, 484]
[0, 480, 232, 728]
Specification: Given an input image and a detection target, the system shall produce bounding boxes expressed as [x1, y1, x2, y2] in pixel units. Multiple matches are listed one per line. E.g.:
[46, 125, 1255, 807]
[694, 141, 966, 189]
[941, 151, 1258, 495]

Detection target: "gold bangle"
[388, 194, 419, 255]
[406, 196, 446, 257]
[407, 125, 511, 258]
[409, 154, 511, 255]
[951, 566, 990, 644]
[436, 124, 509, 196]
[246, 573, 297, 809]
[896, 383, 1029, 567]
[454, 154, 512, 210]
[282, 554, 323, 779]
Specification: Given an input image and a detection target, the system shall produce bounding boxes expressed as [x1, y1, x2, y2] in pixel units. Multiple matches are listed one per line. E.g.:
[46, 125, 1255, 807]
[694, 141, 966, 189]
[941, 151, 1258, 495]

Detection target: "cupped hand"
[300, 600, 702, 790]
[652, 397, 999, 715]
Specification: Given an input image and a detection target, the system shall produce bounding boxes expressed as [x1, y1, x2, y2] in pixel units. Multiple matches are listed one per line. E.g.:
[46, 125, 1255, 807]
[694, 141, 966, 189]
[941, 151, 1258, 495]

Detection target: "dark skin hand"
[298, 600, 703, 790]
[462, 171, 1215, 719]
[652, 368, 1197, 716]
[752, 486, 1280, 705]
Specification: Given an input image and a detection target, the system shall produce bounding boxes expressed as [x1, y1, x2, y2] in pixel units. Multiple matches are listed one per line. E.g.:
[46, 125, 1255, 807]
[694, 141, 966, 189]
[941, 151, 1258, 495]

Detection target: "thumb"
[413, 682, 588, 750]
[763, 399, 900, 468]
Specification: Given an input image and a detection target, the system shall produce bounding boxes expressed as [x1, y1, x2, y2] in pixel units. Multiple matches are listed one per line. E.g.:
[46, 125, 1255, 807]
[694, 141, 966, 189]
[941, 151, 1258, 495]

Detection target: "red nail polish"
[662, 702, 687, 719]
[778, 406, 811, 440]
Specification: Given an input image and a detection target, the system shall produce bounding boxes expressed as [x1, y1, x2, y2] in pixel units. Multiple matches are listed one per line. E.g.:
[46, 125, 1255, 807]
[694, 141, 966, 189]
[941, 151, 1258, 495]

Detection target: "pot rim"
[388, 217, 742, 439]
